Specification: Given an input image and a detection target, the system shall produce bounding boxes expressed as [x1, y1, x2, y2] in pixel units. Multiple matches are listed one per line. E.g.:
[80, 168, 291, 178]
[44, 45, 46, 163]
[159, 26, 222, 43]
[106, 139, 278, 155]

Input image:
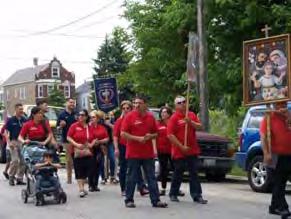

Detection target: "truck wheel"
[205, 172, 226, 182]
[247, 155, 273, 193]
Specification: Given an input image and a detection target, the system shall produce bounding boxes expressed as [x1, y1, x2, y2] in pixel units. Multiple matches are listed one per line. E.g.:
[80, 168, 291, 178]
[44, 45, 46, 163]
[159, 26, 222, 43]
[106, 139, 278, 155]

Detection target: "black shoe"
[269, 206, 291, 217]
[160, 189, 166, 196]
[9, 177, 15, 186]
[170, 196, 180, 202]
[178, 190, 185, 197]
[89, 187, 95, 192]
[95, 187, 101, 192]
[3, 172, 9, 180]
[125, 201, 136, 208]
[16, 180, 26, 185]
[194, 197, 208, 204]
[139, 188, 149, 196]
[152, 201, 168, 208]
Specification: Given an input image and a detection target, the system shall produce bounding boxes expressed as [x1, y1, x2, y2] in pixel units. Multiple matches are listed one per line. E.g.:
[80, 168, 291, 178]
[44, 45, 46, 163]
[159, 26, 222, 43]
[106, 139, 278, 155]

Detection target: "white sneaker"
[79, 191, 86, 198]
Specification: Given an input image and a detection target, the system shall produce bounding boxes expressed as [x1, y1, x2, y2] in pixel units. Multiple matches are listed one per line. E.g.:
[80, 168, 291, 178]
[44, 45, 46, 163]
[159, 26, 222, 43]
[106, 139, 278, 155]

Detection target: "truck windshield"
[248, 111, 265, 129]
[26, 106, 62, 121]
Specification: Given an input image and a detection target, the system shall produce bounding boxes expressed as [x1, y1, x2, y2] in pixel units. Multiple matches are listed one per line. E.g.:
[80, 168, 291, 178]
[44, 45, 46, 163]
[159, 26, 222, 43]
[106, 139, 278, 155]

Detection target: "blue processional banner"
[93, 77, 119, 113]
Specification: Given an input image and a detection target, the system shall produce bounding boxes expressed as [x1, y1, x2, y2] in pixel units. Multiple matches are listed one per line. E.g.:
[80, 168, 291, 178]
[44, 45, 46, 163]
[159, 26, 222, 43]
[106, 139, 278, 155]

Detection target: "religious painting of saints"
[243, 34, 291, 106]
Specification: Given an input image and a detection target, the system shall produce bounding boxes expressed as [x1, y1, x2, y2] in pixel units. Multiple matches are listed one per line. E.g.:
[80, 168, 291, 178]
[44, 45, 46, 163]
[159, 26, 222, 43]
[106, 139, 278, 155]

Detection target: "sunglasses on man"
[176, 100, 186, 105]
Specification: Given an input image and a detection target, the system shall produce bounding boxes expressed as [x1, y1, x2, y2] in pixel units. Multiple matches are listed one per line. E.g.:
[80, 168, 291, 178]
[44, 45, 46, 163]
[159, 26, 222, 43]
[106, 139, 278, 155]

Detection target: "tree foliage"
[91, 27, 134, 108]
[47, 83, 66, 107]
[122, 0, 291, 113]
[93, 27, 132, 78]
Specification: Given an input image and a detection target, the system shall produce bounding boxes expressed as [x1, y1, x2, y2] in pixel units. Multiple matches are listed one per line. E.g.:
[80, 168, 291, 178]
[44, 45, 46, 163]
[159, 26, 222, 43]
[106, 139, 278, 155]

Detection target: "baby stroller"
[21, 141, 67, 206]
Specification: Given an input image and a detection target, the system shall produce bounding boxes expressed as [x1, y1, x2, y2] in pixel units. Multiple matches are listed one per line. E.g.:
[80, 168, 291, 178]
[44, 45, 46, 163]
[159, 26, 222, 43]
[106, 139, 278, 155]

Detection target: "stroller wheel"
[21, 189, 28, 203]
[59, 192, 67, 204]
[35, 192, 45, 206]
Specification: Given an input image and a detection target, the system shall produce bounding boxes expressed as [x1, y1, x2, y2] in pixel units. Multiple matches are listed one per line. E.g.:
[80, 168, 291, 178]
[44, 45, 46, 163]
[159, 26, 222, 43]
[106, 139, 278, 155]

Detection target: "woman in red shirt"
[156, 106, 173, 196]
[67, 109, 95, 198]
[18, 106, 52, 146]
[88, 110, 109, 192]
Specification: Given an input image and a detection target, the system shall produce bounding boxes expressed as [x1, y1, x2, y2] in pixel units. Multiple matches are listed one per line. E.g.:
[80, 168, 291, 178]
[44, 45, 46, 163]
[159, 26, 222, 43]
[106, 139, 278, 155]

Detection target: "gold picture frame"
[243, 34, 291, 106]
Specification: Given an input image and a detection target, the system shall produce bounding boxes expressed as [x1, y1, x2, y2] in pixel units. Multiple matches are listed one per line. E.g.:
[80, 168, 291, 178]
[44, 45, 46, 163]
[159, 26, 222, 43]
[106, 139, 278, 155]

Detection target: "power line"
[23, 0, 118, 36]
[0, 33, 106, 39]
[73, 15, 117, 31]
[0, 57, 93, 64]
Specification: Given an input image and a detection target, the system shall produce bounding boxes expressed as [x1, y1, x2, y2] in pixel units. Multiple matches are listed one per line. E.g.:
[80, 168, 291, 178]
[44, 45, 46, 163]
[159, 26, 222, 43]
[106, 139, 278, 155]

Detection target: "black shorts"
[73, 156, 93, 179]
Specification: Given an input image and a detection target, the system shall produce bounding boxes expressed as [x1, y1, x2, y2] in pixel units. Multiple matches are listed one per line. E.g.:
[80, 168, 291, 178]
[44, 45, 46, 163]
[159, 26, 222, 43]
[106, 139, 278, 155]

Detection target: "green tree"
[91, 27, 133, 108]
[123, 0, 291, 113]
[93, 27, 132, 78]
[47, 83, 66, 107]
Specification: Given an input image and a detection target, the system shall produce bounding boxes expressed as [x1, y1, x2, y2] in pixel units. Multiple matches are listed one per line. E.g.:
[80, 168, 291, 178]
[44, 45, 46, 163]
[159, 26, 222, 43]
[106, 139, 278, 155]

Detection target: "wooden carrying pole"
[184, 81, 191, 147]
[266, 105, 272, 158]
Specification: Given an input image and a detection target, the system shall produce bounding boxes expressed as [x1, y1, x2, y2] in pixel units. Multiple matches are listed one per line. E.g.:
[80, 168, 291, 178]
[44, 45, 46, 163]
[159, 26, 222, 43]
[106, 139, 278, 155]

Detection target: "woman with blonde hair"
[88, 110, 109, 191]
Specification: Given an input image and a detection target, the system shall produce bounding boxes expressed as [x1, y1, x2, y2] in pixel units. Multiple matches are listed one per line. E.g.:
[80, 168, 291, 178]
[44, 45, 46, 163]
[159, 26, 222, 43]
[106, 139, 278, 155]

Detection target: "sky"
[0, 0, 127, 86]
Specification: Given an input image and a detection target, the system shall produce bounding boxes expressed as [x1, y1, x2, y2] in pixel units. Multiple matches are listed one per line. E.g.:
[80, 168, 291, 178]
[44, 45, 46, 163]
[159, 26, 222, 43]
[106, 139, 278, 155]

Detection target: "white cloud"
[0, 0, 128, 86]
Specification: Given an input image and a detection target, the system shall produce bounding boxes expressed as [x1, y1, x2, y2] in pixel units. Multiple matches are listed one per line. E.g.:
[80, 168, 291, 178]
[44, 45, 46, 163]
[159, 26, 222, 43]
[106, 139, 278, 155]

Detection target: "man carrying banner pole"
[167, 33, 207, 204]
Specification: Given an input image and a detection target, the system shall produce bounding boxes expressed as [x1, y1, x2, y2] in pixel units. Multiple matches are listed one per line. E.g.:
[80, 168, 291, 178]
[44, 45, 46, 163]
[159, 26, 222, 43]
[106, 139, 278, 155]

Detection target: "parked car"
[149, 107, 235, 181]
[235, 104, 282, 193]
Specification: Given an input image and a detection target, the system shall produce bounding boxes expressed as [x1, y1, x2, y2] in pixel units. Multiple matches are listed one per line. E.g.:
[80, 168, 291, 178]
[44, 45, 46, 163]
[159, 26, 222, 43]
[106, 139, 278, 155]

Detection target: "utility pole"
[197, 0, 209, 131]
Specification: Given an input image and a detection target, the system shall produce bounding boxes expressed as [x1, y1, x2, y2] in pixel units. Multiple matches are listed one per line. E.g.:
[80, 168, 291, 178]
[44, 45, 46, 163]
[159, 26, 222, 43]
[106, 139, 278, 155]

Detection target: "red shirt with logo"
[156, 121, 171, 154]
[167, 110, 200, 159]
[260, 112, 291, 155]
[19, 120, 52, 141]
[113, 117, 127, 146]
[121, 110, 158, 159]
[67, 122, 92, 145]
[90, 123, 109, 141]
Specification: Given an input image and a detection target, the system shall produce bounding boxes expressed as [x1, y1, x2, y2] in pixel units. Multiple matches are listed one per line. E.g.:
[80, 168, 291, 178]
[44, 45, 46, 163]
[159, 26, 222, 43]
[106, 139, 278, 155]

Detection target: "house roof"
[3, 64, 48, 86]
[76, 80, 92, 94]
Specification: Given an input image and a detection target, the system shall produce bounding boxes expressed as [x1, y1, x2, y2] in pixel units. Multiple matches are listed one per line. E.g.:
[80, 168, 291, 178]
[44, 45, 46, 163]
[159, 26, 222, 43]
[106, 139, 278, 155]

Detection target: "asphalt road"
[0, 164, 288, 219]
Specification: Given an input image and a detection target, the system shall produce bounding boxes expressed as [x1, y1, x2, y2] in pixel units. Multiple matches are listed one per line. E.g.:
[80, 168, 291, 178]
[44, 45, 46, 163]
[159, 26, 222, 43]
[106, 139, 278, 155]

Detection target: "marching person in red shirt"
[155, 106, 173, 196]
[167, 96, 207, 204]
[18, 106, 52, 146]
[260, 101, 291, 218]
[114, 100, 132, 196]
[88, 110, 109, 192]
[67, 109, 95, 198]
[121, 96, 167, 208]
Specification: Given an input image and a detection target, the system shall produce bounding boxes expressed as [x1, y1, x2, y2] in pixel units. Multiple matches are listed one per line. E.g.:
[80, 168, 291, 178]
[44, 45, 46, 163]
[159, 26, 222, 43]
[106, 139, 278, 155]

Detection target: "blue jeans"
[96, 149, 105, 182]
[107, 143, 116, 177]
[169, 156, 202, 200]
[125, 159, 160, 205]
[98, 151, 105, 180]
[119, 145, 146, 192]
[35, 174, 60, 193]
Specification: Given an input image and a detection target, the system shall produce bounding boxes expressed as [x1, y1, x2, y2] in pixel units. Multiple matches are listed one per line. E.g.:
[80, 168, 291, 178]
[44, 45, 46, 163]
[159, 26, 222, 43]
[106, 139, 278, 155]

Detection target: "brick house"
[2, 57, 75, 115]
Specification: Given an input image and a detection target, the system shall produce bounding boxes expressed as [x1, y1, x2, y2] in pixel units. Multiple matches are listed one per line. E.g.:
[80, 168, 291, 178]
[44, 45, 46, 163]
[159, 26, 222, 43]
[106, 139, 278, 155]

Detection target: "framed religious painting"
[243, 34, 291, 106]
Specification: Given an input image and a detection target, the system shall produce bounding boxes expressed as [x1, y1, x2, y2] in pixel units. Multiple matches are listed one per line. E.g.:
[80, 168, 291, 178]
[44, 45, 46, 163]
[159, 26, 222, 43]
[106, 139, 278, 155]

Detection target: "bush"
[209, 107, 247, 146]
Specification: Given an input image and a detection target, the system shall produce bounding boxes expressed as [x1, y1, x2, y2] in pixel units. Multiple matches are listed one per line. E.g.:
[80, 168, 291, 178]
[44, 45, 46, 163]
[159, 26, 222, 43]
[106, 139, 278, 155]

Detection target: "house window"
[81, 96, 87, 108]
[64, 85, 70, 98]
[38, 85, 44, 98]
[20, 87, 26, 100]
[6, 90, 10, 101]
[47, 85, 54, 95]
[14, 89, 18, 98]
[52, 67, 60, 78]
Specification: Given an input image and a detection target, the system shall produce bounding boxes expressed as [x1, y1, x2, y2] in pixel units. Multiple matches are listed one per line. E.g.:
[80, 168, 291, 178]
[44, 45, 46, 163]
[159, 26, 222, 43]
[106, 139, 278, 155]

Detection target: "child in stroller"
[21, 142, 67, 206]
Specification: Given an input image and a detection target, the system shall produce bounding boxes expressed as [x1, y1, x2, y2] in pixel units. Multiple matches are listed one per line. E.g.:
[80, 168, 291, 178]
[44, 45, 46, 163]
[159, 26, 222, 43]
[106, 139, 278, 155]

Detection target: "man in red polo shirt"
[168, 96, 207, 204]
[121, 96, 167, 208]
[260, 101, 291, 218]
